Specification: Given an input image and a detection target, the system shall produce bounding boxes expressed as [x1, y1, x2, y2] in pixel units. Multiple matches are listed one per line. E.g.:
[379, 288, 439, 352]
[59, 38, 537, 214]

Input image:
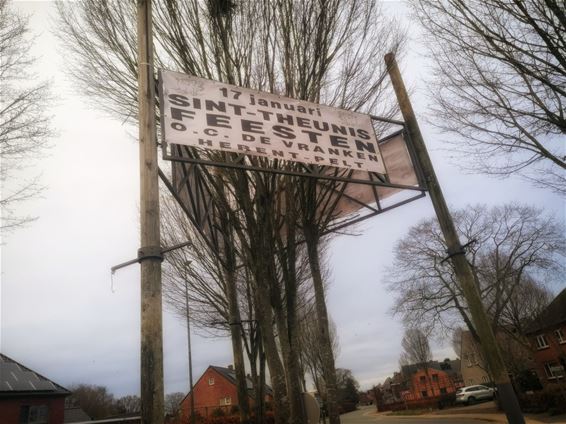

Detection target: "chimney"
[227, 364, 234, 370]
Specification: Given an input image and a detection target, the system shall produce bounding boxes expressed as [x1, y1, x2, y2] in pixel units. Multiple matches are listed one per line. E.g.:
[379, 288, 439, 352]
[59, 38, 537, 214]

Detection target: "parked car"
[455, 385, 495, 405]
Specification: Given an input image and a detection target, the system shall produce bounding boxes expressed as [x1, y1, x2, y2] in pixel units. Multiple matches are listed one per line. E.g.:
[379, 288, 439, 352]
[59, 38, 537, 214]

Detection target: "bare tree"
[1, 0, 51, 233]
[115, 395, 141, 414]
[299, 303, 340, 398]
[67, 384, 116, 420]
[399, 328, 437, 396]
[386, 204, 565, 342]
[411, 0, 566, 194]
[160, 192, 253, 422]
[56, 1, 405, 422]
[400, 328, 432, 369]
[164, 392, 184, 417]
[279, 4, 404, 421]
[498, 276, 553, 340]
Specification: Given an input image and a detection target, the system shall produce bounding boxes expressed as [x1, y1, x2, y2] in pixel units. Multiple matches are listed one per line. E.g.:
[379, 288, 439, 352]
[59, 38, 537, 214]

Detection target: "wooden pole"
[384, 53, 525, 424]
[137, 1, 164, 423]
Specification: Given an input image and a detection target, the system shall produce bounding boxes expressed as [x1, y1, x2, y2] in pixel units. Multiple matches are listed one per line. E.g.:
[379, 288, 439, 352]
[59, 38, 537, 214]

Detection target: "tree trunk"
[219, 206, 251, 423]
[304, 225, 341, 424]
[253, 274, 289, 424]
[278, 183, 306, 424]
[272, 279, 305, 424]
[257, 332, 266, 424]
[225, 267, 251, 423]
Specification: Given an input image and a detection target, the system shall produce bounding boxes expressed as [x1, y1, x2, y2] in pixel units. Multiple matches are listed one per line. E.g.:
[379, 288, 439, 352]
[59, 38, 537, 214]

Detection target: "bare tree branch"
[1, 0, 52, 233]
[411, 0, 566, 194]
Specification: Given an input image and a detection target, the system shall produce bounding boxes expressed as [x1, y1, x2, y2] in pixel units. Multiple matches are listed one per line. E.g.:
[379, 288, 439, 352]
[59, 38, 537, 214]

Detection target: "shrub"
[518, 384, 566, 414]
[199, 412, 275, 424]
[210, 408, 225, 417]
[515, 370, 543, 392]
[338, 401, 357, 414]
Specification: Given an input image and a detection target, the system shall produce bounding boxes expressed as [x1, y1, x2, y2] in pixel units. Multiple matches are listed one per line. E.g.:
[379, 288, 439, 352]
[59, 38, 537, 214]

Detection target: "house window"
[440, 387, 447, 394]
[544, 362, 564, 379]
[432, 374, 439, 382]
[536, 334, 549, 349]
[19, 405, 48, 424]
[419, 376, 426, 383]
[219, 396, 232, 406]
[421, 391, 428, 398]
[208, 377, 215, 385]
[555, 329, 565, 344]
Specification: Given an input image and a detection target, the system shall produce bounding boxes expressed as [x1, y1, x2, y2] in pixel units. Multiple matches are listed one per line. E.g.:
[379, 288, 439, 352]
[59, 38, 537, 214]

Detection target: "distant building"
[375, 358, 462, 411]
[180, 365, 272, 420]
[400, 358, 462, 387]
[0, 353, 70, 424]
[459, 331, 492, 386]
[526, 288, 566, 385]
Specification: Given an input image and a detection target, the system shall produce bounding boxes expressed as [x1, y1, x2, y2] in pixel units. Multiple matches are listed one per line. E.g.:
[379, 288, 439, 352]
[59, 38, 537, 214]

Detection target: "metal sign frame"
[159, 126, 428, 242]
[157, 68, 429, 243]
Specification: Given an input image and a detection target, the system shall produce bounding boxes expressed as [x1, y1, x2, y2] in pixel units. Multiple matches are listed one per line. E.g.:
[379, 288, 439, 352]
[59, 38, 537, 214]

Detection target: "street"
[340, 406, 488, 424]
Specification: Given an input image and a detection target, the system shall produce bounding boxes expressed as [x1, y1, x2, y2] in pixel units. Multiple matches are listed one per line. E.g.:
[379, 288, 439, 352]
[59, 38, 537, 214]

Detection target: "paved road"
[339, 406, 488, 424]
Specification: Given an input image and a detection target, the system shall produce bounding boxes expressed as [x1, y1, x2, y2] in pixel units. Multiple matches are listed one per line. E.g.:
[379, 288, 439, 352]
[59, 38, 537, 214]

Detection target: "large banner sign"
[160, 70, 386, 174]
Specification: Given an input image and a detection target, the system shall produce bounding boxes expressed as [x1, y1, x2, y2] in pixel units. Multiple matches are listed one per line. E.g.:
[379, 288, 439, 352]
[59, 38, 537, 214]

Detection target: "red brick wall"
[0, 396, 66, 424]
[408, 368, 456, 400]
[180, 367, 247, 419]
[531, 324, 566, 385]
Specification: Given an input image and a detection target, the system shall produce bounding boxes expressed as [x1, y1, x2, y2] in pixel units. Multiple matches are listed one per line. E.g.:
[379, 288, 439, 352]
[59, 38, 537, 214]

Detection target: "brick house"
[405, 367, 458, 400]
[526, 288, 566, 385]
[0, 353, 70, 424]
[374, 360, 461, 411]
[180, 365, 272, 420]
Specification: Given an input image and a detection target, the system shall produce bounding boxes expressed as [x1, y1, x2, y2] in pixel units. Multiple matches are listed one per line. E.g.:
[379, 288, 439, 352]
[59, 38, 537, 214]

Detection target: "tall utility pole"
[137, 1, 164, 423]
[385, 53, 525, 424]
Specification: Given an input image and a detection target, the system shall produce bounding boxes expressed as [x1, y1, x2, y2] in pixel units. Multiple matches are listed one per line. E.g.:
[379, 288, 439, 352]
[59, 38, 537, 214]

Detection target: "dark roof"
[401, 361, 441, 377]
[211, 366, 273, 395]
[526, 288, 566, 334]
[211, 366, 253, 390]
[0, 353, 70, 396]
[64, 407, 92, 423]
[400, 359, 460, 378]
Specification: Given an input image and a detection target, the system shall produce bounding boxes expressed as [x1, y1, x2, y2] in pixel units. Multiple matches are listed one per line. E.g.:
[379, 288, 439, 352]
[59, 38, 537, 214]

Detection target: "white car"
[455, 385, 495, 405]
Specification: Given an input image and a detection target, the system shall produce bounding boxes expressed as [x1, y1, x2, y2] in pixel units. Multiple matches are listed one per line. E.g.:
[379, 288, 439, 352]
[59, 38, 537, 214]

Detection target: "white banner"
[159, 70, 386, 174]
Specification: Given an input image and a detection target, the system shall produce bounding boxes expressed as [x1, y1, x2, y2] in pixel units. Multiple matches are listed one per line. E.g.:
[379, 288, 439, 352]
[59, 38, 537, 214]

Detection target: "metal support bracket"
[441, 239, 477, 264]
[137, 245, 164, 263]
[111, 241, 193, 275]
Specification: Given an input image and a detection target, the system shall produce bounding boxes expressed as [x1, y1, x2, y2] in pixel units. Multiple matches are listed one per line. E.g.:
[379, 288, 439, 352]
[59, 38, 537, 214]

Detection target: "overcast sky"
[2, 1, 564, 398]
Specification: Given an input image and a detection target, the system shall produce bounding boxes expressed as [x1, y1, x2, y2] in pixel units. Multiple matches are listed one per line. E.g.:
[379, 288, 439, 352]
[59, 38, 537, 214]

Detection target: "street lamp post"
[185, 280, 196, 424]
